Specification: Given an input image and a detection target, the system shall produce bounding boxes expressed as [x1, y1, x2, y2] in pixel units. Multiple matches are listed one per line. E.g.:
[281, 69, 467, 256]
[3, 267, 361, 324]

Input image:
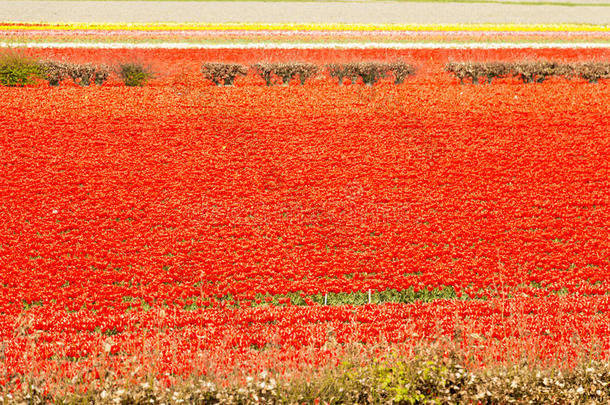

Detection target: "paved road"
[1, 1, 609, 24]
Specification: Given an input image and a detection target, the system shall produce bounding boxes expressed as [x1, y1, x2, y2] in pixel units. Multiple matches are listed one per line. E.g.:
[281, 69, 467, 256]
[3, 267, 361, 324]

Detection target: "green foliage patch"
[0, 51, 43, 86]
[118, 62, 154, 87]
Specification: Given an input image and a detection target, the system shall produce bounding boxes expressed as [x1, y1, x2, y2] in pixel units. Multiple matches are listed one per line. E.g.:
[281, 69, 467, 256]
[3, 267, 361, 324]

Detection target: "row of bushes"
[0, 53, 153, 87]
[2, 54, 413, 87]
[3, 52, 610, 88]
[446, 61, 610, 84]
[208, 60, 610, 86]
[202, 61, 416, 86]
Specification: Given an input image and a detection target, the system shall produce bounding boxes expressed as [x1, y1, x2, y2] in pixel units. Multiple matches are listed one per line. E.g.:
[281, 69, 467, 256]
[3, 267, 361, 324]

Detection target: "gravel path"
[1, 1, 608, 25]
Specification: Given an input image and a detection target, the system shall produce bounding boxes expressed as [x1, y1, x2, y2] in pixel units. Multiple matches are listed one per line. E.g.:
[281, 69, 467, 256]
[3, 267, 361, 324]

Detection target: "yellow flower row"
[0, 22, 609, 32]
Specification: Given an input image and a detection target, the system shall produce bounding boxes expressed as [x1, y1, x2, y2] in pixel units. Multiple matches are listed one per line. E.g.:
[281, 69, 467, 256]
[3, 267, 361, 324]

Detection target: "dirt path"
[1, 1, 608, 24]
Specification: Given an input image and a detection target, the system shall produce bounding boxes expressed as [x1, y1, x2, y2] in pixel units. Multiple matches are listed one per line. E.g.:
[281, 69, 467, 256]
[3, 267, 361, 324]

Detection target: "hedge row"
[3, 52, 609, 88]
[202, 61, 416, 86]
[2, 55, 413, 87]
[446, 61, 610, 84]
[0, 53, 153, 87]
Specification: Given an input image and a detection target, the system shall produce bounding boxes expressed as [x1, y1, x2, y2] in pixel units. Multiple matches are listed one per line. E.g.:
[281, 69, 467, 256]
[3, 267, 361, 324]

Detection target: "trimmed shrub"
[326, 62, 359, 85]
[295, 62, 319, 84]
[271, 64, 295, 85]
[445, 60, 610, 85]
[445, 61, 510, 84]
[67, 63, 97, 86]
[271, 62, 318, 85]
[201, 62, 248, 86]
[355, 62, 389, 86]
[40, 60, 70, 87]
[575, 61, 610, 83]
[327, 62, 386, 86]
[0, 52, 43, 87]
[93, 65, 110, 86]
[389, 61, 416, 84]
[118, 62, 153, 87]
[446, 62, 477, 84]
[41, 61, 110, 87]
[251, 62, 318, 86]
[251, 62, 277, 86]
[511, 61, 567, 84]
[481, 61, 511, 84]
[69, 63, 110, 86]
[327, 61, 415, 86]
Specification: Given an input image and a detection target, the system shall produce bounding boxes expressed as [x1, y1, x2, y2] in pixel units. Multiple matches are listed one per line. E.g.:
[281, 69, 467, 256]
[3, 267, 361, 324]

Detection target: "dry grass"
[1, 331, 608, 404]
[2, 292, 609, 403]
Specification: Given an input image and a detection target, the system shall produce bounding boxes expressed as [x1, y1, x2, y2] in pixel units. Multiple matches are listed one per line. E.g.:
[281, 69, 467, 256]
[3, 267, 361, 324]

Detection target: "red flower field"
[0, 48, 609, 390]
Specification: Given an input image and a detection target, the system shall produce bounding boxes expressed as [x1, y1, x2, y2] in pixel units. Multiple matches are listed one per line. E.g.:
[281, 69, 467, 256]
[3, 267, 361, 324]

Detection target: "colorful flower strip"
[1, 22, 609, 32]
[3, 42, 610, 49]
[2, 29, 609, 38]
[2, 22, 608, 48]
[2, 29, 609, 46]
[3, 37, 610, 46]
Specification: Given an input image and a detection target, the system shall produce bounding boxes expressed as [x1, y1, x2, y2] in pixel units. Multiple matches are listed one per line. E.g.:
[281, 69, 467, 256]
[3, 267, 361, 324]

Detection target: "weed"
[4, 342, 609, 404]
[0, 51, 43, 87]
[118, 62, 153, 87]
